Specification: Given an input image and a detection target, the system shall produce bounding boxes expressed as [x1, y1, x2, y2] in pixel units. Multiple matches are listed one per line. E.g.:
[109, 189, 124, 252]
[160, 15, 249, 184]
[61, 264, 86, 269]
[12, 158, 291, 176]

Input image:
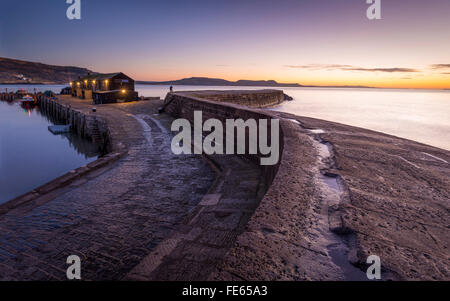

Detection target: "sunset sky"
[1, 0, 449, 89]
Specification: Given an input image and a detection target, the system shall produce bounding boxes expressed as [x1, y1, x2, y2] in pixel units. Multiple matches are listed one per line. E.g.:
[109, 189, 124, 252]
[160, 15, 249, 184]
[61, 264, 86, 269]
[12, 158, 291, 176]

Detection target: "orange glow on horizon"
[92, 55, 450, 90]
[130, 71, 450, 90]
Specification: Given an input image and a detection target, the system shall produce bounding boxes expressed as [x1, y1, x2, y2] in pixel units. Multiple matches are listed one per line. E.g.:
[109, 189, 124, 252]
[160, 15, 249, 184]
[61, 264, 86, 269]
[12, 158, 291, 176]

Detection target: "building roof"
[93, 90, 122, 94]
[77, 72, 132, 82]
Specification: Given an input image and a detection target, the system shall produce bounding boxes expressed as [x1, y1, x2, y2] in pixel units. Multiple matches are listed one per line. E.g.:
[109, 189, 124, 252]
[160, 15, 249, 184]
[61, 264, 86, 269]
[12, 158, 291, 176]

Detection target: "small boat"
[16, 89, 29, 97]
[20, 95, 36, 105]
[48, 124, 71, 135]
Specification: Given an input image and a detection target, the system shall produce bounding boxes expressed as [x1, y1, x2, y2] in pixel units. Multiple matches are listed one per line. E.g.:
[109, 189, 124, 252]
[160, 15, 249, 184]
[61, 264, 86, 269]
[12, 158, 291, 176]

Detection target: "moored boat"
[20, 95, 35, 104]
[16, 89, 29, 98]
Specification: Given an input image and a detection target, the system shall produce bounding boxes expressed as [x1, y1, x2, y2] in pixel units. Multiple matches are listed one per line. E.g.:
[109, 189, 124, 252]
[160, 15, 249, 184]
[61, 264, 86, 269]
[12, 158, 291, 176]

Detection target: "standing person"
[170, 86, 173, 92]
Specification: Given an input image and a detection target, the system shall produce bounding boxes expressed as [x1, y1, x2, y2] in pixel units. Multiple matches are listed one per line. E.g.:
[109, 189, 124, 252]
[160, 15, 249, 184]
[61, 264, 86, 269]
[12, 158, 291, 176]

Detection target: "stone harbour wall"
[163, 91, 285, 187]
[180, 89, 285, 108]
[0, 92, 18, 101]
[37, 95, 110, 151]
[162, 91, 317, 280]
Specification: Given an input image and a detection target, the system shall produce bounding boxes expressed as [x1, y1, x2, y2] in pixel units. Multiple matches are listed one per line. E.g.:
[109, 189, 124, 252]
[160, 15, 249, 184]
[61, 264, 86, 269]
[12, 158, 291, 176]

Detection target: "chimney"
[88, 72, 91, 76]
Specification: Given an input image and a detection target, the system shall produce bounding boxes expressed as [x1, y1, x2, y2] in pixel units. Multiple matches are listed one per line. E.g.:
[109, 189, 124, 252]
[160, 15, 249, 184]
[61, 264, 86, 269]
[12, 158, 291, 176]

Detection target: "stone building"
[70, 72, 138, 104]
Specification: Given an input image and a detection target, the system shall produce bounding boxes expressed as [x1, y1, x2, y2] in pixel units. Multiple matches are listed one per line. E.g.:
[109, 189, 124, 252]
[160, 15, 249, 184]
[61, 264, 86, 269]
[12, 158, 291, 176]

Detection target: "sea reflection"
[20, 103, 37, 117]
[0, 99, 100, 204]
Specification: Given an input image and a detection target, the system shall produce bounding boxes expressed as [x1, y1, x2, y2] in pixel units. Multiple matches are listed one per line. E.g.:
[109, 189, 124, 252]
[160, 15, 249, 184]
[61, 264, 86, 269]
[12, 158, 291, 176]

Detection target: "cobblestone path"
[124, 111, 265, 280]
[126, 150, 265, 280]
[0, 103, 216, 280]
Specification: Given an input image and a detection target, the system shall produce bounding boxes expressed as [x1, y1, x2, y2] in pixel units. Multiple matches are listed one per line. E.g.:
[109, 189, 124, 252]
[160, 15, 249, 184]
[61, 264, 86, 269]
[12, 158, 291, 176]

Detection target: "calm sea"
[0, 95, 99, 204]
[134, 85, 450, 151]
[272, 87, 450, 151]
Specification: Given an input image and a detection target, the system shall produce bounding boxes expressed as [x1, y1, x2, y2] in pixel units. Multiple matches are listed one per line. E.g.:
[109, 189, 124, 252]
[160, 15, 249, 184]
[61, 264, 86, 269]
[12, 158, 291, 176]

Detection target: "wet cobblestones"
[0, 102, 216, 280]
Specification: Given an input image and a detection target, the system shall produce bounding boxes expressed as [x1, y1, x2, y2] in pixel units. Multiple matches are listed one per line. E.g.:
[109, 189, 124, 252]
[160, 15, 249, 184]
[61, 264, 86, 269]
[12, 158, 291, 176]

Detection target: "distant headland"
[137, 77, 376, 89]
[137, 77, 303, 87]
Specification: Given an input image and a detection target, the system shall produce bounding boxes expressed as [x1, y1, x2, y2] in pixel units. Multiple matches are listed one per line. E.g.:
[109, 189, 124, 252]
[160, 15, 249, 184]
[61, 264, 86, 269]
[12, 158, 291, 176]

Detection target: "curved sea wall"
[162, 90, 450, 281]
[183, 89, 285, 108]
[162, 91, 321, 280]
[163, 90, 287, 188]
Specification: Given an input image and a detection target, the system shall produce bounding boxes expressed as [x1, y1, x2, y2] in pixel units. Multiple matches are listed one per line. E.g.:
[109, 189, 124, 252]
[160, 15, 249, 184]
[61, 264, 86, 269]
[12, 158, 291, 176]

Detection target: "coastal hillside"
[0, 57, 93, 84]
[138, 77, 303, 87]
[138, 77, 374, 88]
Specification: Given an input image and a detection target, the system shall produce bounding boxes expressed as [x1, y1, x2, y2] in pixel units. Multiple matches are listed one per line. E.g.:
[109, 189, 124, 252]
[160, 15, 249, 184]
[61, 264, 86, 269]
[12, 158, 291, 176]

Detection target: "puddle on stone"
[316, 141, 331, 158]
[422, 152, 448, 164]
[327, 242, 368, 281]
[287, 118, 301, 125]
[312, 137, 368, 281]
[321, 174, 341, 193]
[308, 129, 326, 134]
